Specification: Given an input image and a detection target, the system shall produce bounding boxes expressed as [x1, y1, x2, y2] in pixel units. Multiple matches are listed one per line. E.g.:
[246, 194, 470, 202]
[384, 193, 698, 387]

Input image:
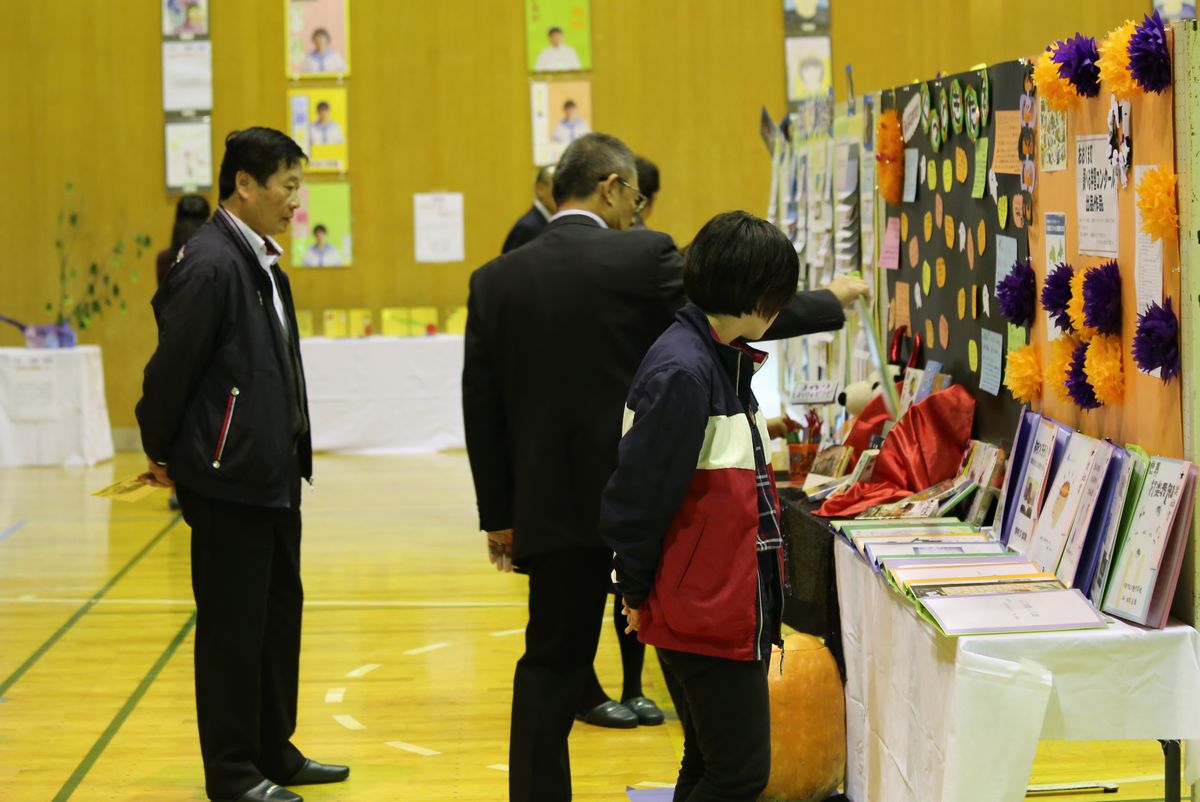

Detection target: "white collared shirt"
[533, 199, 552, 221]
[220, 207, 290, 338]
[548, 209, 608, 228]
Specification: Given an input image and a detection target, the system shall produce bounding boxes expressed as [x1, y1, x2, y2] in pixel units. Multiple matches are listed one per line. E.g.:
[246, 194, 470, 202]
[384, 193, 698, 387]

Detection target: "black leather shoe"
[286, 759, 350, 785]
[214, 780, 302, 802]
[623, 696, 664, 725]
[575, 700, 638, 729]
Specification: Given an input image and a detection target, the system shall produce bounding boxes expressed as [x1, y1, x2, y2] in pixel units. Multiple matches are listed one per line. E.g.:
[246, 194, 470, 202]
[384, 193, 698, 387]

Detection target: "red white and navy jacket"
[600, 303, 785, 661]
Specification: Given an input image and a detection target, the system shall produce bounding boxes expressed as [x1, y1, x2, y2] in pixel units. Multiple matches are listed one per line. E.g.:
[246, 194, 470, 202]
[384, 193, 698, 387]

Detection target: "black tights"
[577, 595, 646, 711]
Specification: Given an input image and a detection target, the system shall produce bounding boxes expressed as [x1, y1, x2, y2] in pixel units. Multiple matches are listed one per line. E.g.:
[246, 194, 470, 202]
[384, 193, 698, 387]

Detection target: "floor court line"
[403, 642, 451, 656]
[0, 519, 28, 544]
[386, 741, 441, 757]
[489, 627, 526, 637]
[346, 663, 382, 678]
[324, 688, 346, 703]
[51, 612, 196, 802]
[333, 714, 366, 730]
[0, 514, 182, 697]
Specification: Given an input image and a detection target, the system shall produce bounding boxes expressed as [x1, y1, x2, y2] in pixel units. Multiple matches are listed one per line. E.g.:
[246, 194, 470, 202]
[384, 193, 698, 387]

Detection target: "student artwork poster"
[292, 182, 352, 268]
[162, 0, 208, 37]
[785, 36, 832, 103]
[530, 80, 592, 166]
[288, 87, 349, 172]
[525, 0, 591, 72]
[286, 0, 350, 77]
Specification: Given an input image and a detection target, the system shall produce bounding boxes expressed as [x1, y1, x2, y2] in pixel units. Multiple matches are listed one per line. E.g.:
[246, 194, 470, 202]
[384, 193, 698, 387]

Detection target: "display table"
[0, 346, 114, 468]
[299, 335, 465, 454]
[834, 537, 1200, 802]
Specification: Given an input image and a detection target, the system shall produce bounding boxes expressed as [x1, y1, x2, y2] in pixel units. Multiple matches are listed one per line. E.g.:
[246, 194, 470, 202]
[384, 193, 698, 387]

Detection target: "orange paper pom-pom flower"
[1098, 20, 1138, 100]
[1084, 334, 1125, 405]
[1004, 343, 1043, 403]
[1137, 166, 1179, 241]
[1067, 268, 1098, 342]
[1046, 334, 1080, 403]
[876, 108, 905, 207]
[1034, 48, 1078, 111]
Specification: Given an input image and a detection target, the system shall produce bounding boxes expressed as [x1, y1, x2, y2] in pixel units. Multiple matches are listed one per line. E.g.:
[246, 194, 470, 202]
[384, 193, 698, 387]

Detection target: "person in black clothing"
[137, 128, 348, 802]
[501, 164, 557, 253]
[462, 132, 866, 802]
[156, 194, 212, 285]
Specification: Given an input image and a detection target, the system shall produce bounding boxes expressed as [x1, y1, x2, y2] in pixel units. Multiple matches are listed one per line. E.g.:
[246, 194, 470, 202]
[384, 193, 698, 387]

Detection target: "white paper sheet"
[413, 193, 465, 263]
[164, 117, 212, 190]
[162, 40, 213, 112]
[1075, 135, 1119, 257]
[1133, 164, 1165, 315]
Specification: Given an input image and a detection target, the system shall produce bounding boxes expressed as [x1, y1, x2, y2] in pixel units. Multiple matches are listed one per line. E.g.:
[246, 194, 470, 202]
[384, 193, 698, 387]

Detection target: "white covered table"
[0, 345, 114, 468]
[834, 538, 1200, 802]
[300, 335, 464, 454]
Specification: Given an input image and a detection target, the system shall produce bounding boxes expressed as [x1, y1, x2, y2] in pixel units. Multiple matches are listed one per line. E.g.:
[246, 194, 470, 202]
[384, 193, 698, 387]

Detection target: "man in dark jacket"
[462, 132, 866, 802]
[500, 165, 556, 253]
[137, 127, 348, 802]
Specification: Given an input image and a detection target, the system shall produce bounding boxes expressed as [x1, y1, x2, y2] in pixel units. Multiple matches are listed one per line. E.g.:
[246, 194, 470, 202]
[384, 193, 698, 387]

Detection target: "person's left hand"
[487, 529, 514, 572]
[766, 416, 800, 440]
[621, 598, 641, 634]
[139, 457, 174, 489]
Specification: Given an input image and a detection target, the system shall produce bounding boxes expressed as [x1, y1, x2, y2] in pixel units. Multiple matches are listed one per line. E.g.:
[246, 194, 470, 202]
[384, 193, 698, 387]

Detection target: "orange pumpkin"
[762, 633, 846, 802]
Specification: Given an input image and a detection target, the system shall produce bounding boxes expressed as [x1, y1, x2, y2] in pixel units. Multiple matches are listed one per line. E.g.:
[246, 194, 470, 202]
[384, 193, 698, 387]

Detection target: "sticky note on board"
[971, 137, 989, 198]
[1008, 322, 1027, 353]
[979, 329, 1004, 395]
[879, 217, 901, 269]
[995, 234, 1018, 285]
[894, 281, 912, 331]
[998, 195, 1009, 229]
[992, 111, 1022, 174]
[903, 149, 920, 202]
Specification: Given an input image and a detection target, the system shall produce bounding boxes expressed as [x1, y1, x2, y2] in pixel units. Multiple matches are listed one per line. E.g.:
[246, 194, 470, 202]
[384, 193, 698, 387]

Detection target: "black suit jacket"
[463, 214, 844, 562]
[501, 205, 549, 254]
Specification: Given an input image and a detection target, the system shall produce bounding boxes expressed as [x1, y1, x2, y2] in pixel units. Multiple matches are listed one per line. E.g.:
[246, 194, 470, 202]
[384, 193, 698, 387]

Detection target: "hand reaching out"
[487, 529, 514, 572]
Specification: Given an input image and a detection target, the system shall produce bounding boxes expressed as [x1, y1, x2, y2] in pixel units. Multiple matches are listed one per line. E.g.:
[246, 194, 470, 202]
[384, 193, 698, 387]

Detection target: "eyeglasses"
[617, 178, 648, 213]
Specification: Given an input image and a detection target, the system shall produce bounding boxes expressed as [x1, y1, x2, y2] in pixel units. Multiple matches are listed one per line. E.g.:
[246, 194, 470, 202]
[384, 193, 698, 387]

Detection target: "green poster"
[293, 182, 352, 268]
[525, 0, 591, 72]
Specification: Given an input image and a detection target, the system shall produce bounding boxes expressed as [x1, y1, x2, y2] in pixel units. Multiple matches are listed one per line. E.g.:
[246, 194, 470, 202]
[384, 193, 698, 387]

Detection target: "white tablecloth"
[834, 539, 1200, 802]
[300, 336, 464, 454]
[0, 346, 114, 468]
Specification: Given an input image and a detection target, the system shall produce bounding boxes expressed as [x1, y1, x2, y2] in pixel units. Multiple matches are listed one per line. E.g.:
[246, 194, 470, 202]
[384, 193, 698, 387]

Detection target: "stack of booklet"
[835, 408, 1198, 636]
[836, 518, 1107, 636]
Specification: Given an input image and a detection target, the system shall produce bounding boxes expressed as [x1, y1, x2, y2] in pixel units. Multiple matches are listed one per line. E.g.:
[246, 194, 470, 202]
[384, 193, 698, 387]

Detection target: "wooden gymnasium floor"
[0, 452, 1183, 801]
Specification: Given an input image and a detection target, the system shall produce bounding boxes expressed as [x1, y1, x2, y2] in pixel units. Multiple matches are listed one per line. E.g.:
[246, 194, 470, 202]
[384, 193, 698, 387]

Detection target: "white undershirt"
[220, 207, 290, 338]
[547, 209, 608, 228]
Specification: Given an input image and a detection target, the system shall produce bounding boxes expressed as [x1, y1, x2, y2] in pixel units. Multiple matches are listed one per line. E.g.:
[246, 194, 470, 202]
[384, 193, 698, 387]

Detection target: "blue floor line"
[0, 520, 28, 544]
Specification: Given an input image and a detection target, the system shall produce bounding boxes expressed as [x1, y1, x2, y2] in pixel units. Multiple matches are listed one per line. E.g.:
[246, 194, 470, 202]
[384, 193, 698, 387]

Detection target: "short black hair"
[316, 101, 330, 112]
[548, 26, 563, 35]
[552, 132, 635, 205]
[312, 27, 331, 41]
[635, 156, 660, 200]
[563, 100, 576, 109]
[218, 127, 307, 200]
[313, 224, 327, 235]
[683, 211, 799, 318]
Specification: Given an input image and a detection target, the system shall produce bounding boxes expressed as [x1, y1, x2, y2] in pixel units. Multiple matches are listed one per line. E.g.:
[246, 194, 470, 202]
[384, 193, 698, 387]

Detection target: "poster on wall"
[530, 80, 592, 166]
[292, 182, 352, 268]
[162, 40, 213, 111]
[526, 0, 591, 72]
[286, 0, 350, 77]
[1075, 134, 1119, 258]
[786, 36, 832, 103]
[162, 0, 209, 37]
[165, 117, 213, 192]
[414, 192, 466, 263]
[1155, 0, 1197, 21]
[288, 87, 349, 172]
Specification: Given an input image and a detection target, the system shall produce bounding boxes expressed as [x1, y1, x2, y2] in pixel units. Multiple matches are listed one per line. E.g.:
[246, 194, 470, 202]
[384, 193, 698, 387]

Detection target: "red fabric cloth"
[815, 384, 976, 518]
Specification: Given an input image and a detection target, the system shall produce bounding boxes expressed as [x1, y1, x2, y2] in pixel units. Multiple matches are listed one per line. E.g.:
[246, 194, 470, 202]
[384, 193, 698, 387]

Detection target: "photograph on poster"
[162, 40, 212, 112]
[530, 80, 592, 166]
[786, 36, 832, 102]
[165, 118, 212, 191]
[287, 0, 350, 76]
[162, 0, 208, 37]
[783, 0, 830, 37]
[288, 87, 349, 172]
[526, 0, 591, 72]
[292, 182, 352, 268]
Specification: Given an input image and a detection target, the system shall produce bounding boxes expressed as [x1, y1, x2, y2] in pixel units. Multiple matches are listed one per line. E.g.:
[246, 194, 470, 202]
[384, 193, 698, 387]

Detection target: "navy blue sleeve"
[600, 368, 709, 609]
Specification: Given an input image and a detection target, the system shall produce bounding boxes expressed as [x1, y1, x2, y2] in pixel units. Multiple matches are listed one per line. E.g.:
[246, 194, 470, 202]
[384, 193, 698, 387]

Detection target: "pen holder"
[788, 443, 819, 484]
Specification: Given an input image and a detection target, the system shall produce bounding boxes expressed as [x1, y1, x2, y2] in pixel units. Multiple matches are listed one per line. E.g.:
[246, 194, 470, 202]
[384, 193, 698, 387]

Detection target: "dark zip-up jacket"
[136, 211, 312, 508]
[600, 303, 784, 661]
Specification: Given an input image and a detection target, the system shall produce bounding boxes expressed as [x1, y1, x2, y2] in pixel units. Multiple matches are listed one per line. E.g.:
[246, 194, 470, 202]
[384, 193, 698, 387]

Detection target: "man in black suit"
[501, 164, 556, 253]
[137, 128, 348, 802]
[462, 132, 866, 802]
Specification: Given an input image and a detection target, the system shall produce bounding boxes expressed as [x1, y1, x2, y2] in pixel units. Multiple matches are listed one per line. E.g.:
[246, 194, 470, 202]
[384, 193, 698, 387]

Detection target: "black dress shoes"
[623, 696, 665, 725]
[214, 780, 302, 802]
[575, 699, 639, 728]
[285, 758, 351, 785]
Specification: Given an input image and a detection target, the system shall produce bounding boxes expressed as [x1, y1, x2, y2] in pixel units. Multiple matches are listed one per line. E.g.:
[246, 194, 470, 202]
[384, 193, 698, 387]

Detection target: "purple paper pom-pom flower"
[1052, 33, 1102, 98]
[997, 259, 1037, 327]
[1130, 10, 1172, 94]
[1041, 263, 1075, 333]
[1132, 297, 1180, 382]
[1082, 260, 1122, 335]
[1066, 339, 1102, 409]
